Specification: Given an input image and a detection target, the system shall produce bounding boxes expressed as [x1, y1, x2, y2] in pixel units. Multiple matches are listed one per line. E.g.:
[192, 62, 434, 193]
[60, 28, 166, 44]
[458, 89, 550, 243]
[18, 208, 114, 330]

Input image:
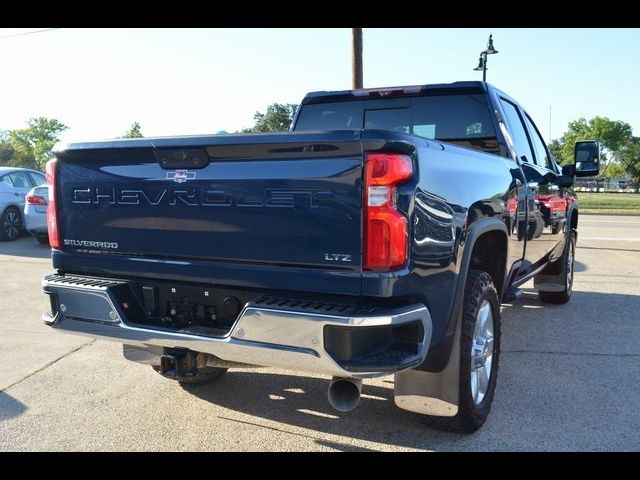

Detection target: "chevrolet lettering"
[71, 187, 333, 208]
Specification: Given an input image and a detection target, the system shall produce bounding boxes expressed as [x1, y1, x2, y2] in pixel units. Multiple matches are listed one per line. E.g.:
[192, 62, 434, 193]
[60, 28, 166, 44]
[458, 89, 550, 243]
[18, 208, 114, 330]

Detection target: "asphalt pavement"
[1, 215, 639, 451]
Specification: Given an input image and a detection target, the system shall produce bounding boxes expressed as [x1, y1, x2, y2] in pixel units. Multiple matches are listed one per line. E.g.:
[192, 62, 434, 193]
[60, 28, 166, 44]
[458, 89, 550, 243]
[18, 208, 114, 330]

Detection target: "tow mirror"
[574, 140, 601, 177]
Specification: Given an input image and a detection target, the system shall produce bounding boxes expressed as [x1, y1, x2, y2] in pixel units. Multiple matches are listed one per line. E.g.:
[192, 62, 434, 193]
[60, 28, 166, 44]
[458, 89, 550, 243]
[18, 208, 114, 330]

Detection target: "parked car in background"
[24, 185, 50, 244]
[0, 167, 47, 241]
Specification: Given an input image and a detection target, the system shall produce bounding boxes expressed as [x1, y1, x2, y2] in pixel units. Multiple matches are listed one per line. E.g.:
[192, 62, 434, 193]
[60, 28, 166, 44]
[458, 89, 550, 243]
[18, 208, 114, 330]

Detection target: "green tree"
[122, 121, 143, 138]
[551, 116, 633, 167]
[8, 117, 68, 170]
[0, 130, 35, 168]
[243, 103, 298, 133]
[0, 130, 13, 165]
[619, 137, 640, 188]
[600, 160, 626, 181]
[548, 139, 563, 164]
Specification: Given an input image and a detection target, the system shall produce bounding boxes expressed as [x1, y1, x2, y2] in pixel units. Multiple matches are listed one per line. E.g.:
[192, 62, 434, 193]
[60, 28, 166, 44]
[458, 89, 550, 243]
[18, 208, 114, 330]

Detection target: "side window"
[7, 171, 32, 189]
[1, 175, 13, 187]
[499, 98, 534, 163]
[28, 171, 46, 186]
[524, 114, 552, 170]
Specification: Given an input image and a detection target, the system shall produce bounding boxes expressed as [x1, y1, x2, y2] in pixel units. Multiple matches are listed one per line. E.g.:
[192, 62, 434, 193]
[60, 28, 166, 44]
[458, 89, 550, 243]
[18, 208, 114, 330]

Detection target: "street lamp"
[473, 34, 499, 82]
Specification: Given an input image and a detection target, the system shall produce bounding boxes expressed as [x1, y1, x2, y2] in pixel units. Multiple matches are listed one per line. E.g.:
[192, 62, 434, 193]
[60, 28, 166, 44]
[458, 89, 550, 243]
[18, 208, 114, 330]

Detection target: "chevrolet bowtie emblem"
[166, 170, 196, 183]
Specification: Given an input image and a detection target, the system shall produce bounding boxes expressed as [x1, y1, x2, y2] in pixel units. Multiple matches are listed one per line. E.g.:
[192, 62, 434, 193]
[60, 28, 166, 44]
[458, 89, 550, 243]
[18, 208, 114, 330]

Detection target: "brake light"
[363, 152, 413, 271]
[26, 194, 47, 205]
[45, 159, 60, 249]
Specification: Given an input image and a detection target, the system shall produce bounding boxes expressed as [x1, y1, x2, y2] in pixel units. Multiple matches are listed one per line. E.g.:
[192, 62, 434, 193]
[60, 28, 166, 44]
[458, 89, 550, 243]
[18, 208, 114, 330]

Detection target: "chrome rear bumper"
[42, 274, 432, 378]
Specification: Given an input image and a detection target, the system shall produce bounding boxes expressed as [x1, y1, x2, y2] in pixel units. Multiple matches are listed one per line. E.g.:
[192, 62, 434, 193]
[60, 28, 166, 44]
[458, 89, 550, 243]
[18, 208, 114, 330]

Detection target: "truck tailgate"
[55, 132, 363, 271]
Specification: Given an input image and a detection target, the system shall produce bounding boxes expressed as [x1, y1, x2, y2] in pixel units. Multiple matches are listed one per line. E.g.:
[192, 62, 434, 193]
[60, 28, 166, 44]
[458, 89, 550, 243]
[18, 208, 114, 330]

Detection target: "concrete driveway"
[1, 216, 639, 451]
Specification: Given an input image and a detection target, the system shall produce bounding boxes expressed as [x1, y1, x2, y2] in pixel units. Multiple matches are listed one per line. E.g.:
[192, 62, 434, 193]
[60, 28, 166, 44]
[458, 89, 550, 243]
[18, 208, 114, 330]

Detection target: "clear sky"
[1, 28, 639, 144]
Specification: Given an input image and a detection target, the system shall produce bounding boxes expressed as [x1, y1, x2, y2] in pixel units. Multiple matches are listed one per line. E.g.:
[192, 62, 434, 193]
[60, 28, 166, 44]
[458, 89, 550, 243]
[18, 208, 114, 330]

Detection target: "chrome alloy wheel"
[470, 300, 494, 406]
[566, 239, 574, 294]
[3, 210, 20, 240]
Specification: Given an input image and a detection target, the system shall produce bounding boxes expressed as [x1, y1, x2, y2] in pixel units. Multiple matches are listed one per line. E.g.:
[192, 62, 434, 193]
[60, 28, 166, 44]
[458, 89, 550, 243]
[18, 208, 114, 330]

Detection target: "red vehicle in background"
[538, 192, 576, 234]
[506, 190, 575, 238]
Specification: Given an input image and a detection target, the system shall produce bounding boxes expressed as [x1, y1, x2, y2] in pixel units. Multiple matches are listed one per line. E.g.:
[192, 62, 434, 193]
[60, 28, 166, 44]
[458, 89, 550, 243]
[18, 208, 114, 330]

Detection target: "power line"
[0, 28, 59, 40]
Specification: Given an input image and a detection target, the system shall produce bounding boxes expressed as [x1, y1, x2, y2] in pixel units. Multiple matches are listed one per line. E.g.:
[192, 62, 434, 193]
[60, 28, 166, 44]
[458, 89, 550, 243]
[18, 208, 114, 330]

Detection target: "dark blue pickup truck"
[42, 81, 600, 432]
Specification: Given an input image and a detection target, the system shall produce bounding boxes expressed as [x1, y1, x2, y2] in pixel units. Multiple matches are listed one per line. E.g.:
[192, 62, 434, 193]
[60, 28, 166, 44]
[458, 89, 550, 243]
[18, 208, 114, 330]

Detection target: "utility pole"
[352, 28, 363, 89]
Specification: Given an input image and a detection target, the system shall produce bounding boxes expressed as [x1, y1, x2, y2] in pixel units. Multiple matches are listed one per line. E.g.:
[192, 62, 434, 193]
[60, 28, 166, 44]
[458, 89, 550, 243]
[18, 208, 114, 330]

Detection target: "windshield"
[295, 94, 499, 154]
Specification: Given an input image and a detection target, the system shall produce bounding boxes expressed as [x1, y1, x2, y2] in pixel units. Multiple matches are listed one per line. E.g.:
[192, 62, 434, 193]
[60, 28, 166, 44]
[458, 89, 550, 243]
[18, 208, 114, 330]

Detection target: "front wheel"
[0, 207, 22, 241]
[422, 270, 501, 433]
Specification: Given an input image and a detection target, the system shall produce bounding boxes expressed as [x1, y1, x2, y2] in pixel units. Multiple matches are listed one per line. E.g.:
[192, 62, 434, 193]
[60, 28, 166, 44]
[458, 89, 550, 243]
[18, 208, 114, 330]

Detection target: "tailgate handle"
[154, 149, 209, 169]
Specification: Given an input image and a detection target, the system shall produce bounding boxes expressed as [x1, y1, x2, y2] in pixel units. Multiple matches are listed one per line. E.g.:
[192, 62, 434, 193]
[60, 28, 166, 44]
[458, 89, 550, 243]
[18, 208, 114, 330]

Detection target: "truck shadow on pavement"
[180, 287, 640, 451]
[573, 260, 588, 272]
[181, 370, 462, 451]
[0, 235, 51, 260]
[0, 392, 27, 422]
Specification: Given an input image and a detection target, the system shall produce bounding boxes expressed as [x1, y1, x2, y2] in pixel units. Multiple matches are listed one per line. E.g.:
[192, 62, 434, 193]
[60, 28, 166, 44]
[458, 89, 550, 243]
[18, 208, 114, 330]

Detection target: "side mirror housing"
[562, 164, 575, 176]
[574, 140, 601, 177]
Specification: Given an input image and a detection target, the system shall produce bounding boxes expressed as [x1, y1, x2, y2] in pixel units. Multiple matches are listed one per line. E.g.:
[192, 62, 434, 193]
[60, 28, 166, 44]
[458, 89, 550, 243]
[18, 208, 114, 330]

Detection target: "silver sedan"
[24, 184, 50, 244]
[0, 167, 47, 241]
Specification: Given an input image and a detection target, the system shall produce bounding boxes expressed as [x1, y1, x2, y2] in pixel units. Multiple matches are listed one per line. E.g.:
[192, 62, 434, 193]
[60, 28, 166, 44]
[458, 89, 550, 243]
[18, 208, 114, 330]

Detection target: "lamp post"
[473, 34, 499, 82]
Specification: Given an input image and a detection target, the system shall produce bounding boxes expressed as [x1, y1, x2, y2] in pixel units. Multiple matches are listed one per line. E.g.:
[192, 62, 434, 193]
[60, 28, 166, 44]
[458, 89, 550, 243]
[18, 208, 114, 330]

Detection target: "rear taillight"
[363, 152, 413, 271]
[26, 194, 47, 205]
[45, 159, 60, 249]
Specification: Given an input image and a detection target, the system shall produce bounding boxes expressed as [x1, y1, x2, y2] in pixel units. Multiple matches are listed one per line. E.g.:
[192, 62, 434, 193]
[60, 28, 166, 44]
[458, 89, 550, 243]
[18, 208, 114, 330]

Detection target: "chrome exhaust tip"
[327, 377, 362, 412]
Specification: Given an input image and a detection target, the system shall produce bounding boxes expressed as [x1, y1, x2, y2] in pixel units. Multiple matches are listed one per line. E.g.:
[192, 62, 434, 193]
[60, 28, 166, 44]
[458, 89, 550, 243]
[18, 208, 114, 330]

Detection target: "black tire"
[152, 365, 228, 385]
[34, 233, 50, 244]
[0, 207, 22, 241]
[551, 223, 561, 235]
[422, 270, 501, 433]
[532, 216, 544, 239]
[539, 232, 575, 304]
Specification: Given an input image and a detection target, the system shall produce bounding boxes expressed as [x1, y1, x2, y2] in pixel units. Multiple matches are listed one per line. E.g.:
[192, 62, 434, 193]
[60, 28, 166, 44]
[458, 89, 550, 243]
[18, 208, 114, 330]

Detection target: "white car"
[24, 184, 50, 244]
[0, 167, 47, 241]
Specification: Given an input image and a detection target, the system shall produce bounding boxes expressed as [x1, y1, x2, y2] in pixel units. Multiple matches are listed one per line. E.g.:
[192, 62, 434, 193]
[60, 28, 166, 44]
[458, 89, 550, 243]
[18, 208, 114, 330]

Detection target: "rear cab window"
[295, 94, 500, 154]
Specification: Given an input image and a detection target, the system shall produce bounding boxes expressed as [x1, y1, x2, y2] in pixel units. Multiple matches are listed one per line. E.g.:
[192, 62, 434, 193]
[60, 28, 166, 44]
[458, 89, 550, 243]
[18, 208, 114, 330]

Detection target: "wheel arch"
[569, 206, 578, 231]
[417, 218, 508, 373]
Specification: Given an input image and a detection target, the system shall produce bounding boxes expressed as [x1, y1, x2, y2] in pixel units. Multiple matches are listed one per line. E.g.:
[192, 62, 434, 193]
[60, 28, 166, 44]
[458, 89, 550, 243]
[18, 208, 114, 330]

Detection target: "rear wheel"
[0, 207, 22, 241]
[422, 270, 501, 433]
[539, 232, 575, 304]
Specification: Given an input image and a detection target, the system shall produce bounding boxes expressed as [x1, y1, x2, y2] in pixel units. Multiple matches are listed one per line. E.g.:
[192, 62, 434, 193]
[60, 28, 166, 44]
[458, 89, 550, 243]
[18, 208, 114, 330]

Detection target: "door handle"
[14, 192, 21, 197]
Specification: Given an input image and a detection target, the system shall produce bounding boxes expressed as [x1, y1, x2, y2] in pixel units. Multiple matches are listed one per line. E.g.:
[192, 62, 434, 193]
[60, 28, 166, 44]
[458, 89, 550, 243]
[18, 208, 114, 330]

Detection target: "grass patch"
[576, 193, 640, 215]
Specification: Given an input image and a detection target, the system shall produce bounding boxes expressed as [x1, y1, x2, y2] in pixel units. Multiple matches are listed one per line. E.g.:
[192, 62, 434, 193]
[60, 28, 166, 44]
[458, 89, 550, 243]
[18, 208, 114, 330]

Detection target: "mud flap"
[394, 310, 461, 417]
[534, 262, 567, 292]
[534, 230, 574, 292]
